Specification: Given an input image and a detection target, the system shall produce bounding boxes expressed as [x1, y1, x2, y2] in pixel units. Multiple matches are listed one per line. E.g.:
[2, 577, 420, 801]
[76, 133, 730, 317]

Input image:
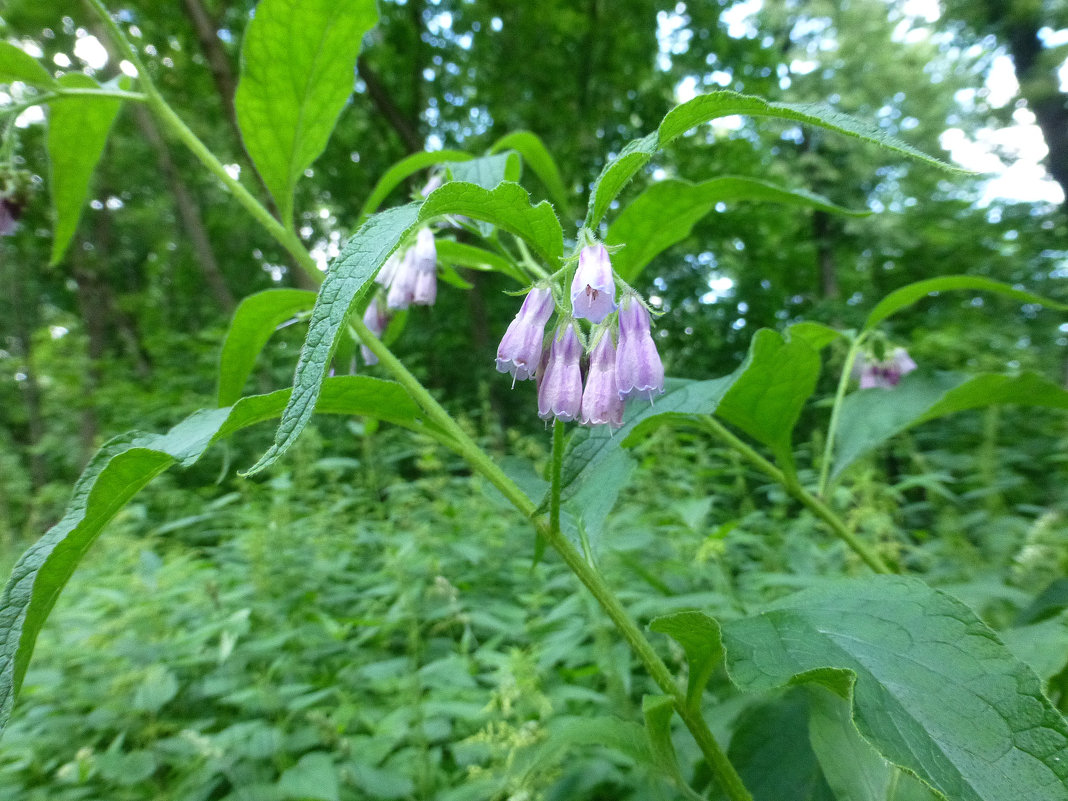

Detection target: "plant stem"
[698, 415, 892, 574]
[84, 0, 322, 285]
[549, 420, 565, 535]
[817, 333, 864, 497]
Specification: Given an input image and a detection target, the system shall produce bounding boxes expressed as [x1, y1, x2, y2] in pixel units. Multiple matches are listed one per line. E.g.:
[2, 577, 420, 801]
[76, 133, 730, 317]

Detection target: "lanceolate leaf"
[217, 288, 317, 406]
[447, 152, 520, 189]
[0, 376, 425, 735]
[0, 42, 55, 88]
[833, 370, 1068, 478]
[235, 0, 378, 225]
[642, 695, 703, 801]
[356, 149, 472, 224]
[47, 74, 123, 265]
[248, 181, 563, 476]
[650, 611, 723, 712]
[722, 576, 1068, 801]
[606, 177, 868, 282]
[585, 90, 953, 229]
[863, 275, 1068, 332]
[490, 130, 571, 212]
[434, 239, 526, 284]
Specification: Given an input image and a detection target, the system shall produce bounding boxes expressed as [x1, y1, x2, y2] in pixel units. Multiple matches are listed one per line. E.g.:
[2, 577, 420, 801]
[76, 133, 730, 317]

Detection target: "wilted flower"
[496, 286, 555, 382]
[538, 322, 583, 422]
[570, 243, 617, 324]
[856, 347, 917, 389]
[581, 331, 624, 428]
[615, 293, 664, 402]
[360, 295, 389, 366]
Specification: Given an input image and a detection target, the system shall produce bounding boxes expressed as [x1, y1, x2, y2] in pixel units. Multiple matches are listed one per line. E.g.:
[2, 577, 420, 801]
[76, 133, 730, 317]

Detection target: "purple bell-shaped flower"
[411, 227, 437, 306]
[581, 331, 624, 428]
[570, 243, 617, 324]
[538, 322, 583, 422]
[616, 293, 664, 402]
[495, 286, 555, 383]
[360, 295, 389, 366]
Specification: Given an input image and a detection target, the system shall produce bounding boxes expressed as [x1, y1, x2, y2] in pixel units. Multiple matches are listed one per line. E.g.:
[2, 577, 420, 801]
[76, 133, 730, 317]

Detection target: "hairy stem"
[699, 415, 892, 574]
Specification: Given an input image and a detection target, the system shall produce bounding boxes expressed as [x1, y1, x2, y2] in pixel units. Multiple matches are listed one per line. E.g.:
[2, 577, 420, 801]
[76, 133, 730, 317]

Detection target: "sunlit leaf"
[606, 177, 868, 282]
[47, 74, 123, 264]
[217, 288, 317, 406]
[490, 130, 572, 212]
[0, 41, 55, 88]
[357, 149, 471, 223]
[235, 0, 378, 225]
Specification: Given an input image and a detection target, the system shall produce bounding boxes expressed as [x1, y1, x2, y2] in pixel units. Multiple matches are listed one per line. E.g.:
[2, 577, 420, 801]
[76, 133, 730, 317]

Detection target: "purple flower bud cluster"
[360, 227, 439, 367]
[495, 242, 665, 427]
[380, 227, 438, 310]
[854, 347, 917, 389]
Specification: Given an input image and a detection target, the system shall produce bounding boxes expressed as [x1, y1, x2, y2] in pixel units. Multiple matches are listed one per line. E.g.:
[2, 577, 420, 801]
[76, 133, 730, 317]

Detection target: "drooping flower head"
[496, 286, 555, 383]
[581, 330, 624, 428]
[538, 322, 583, 423]
[411, 227, 438, 306]
[615, 293, 664, 402]
[855, 347, 917, 389]
[360, 295, 389, 366]
[570, 243, 617, 324]
[386, 247, 419, 310]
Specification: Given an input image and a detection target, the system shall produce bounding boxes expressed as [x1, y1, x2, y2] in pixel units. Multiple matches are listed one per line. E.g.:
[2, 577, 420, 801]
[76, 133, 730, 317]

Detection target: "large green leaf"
[217, 288, 318, 406]
[447, 152, 520, 189]
[490, 130, 571, 212]
[606, 177, 868, 282]
[0, 42, 55, 88]
[46, 74, 123, 264]
[435, 239, 525, 284]
[585, 90, 952, 228]
[863, 276, 1068, 332]
[722, 576, 1068, 801]
[807, 688, 895, 801]
[0, 376, 425, 735]
[356, 149, 471, 224]
[833, 370, 1068, 478]
[247, 180, 563, 476]
[714, 328, 821, 474]
[642, 695, 703, 801]
[234, 0, 378, 225]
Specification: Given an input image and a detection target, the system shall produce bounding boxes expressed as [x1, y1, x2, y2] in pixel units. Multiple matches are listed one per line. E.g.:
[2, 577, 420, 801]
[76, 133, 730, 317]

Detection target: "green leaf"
[606, 177, 868, 282]
[714, 328, 822, 473]
[786, 321, 843, 351]
[0, 41, 55, 88]
[863, 275, 1068, 332]
[217, 288, 318, 406]
[47, 74, 123, 264]
[357, 149, 471, 224]
[833, 370, 1068, 478]
[490, 130, 571, 212]
[722, 576, 1068, 801]
[727, 691, 835, 801]
[235, 0, 378, 225]
[244, 202, 421, 475]
[277, 752, 339, 801]
[586, 90, 953, 228]
[642, 695, 703, 801]
[434, 239, 525, 284]
[650, 611, 723, 712]
[420, 181, 563, 264]
[807, 688, 895, 801]
[0, 376, 425, 734]
[132, 664, 179, 713]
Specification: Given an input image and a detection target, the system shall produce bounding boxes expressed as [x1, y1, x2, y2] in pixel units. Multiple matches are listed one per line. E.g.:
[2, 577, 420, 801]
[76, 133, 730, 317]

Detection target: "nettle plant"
[3, 1, 1068, 800]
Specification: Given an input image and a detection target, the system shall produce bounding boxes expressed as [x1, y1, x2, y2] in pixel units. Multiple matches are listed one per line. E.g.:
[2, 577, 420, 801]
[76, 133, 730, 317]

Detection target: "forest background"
[1, 0, 1067, 799]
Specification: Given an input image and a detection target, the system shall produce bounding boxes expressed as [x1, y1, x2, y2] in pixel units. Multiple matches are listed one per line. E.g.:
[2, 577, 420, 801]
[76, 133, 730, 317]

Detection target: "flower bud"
[538, 323, 583, 422]
[570, 243, 617, 324]
[615, 294, 664, 402]
[496, 287, 555, 383]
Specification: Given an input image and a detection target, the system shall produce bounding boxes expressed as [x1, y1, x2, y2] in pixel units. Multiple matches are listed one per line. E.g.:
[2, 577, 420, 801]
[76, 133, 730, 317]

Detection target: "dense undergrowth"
[2, 411, 1065, 801]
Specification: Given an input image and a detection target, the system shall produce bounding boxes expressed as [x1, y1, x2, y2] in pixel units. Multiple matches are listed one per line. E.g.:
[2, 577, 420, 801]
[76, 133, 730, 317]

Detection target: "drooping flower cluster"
[358, 226, 439, 366]
[853, 347, 917, 389]
[495, 241, 665, 427]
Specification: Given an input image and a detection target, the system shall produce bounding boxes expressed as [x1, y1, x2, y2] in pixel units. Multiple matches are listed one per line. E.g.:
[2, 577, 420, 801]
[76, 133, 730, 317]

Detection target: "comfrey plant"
[3, 1, 1068, 799]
